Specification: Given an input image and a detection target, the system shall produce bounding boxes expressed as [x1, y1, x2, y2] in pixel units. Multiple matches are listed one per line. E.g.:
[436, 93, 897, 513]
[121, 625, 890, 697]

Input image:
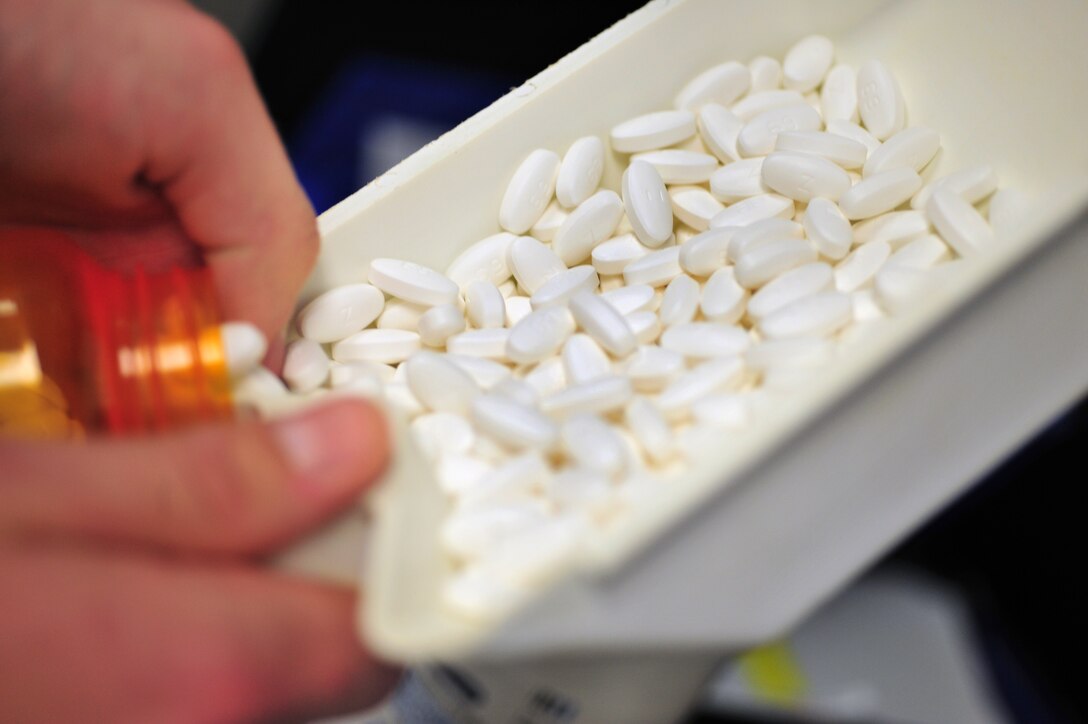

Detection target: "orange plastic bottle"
[0, 228, 233, 438]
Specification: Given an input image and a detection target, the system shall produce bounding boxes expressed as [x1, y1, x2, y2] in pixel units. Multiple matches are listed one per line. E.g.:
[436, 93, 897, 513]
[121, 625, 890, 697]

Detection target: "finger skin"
[0, 544, 401, 724]
[0, 399, 390, 555]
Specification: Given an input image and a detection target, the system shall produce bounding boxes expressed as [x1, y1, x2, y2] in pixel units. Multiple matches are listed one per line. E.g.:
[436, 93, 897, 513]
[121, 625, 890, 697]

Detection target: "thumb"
[0, 399, 389, 555]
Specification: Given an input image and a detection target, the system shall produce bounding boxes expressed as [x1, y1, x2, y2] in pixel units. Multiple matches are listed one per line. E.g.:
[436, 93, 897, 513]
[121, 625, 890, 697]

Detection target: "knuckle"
[176, 8, 247, 76]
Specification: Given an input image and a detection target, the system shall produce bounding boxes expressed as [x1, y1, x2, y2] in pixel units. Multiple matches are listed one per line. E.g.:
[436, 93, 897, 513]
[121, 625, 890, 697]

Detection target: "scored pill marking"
[856, 59, 906, 140]
[369, 258, 459, 307]
[297, 284, 385, 343]
[499, 148, 561, 234]
[623, 161, 674, 247]
[556, 136, 605, 208]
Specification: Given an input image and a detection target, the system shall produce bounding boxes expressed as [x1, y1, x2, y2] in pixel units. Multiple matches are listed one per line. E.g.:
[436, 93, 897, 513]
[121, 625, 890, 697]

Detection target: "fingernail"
[271, 400, 389, 496]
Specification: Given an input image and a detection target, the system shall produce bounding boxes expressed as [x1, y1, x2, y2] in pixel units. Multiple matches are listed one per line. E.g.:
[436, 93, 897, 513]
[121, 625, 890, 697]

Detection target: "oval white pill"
[405, 351, 481, 415]
[775, 130, 867, 169]
[600, 284, 656, 315]
[678, 227, 737, 276]
[709, 158, 767, 203]
[624, 345, 684, 392]
[661, 322, 750, 359]
[748, 262, 833, 320]
[446, 232, 516, 290]
[465, 280, 506, 329]
[556, 136, 605, 208]
[529, 265, 599, 309]
[568, 290, 637, 357]
[669, 186, 724, 231]
[622, 246, 682, 287]
[803, 198, 853, 260]
[748, 56, 782, 93]
[874, 263, 936, 315]
[675, 61, 751, 111]
[540, 375, 633, 417]
[332, 328, 421, 364]
[622, 161, 674, 248]
[626, 310, 662, 344]
[446, 329, 510, 360]
[447, 354, 512, 389]
[838, 168, 922, 220]
[656, 356, 746, 420]
[857, 60, 906, 140]
[761, 151, 852, 202]
[926, 189, 993, 257]
[825, 119, 882, 156]
[472, 394, 558, 451]
[631, 149, 719, 185]
[530, 202, 568, 243]
[737, 104, 822, 158]
[820, 64, 859, 123]
[523, 357, 567, 398]
[503, 295, 533, 327]
[835, 241, 891, 292]
[853, 210, 930, 249]
[376, 300, 427, 331]
[282, 338, 329, 393]
[889, 234, 950, 269]
[221, 321, 267, 377]
[369, 258, 459, 306]
[610, 110, 696, 153]
[508, 236, 567, 294]
[659, 274, 700, 326]
[691, 393, 753, 429]
[296, 284, 384, 343]
[697, 103, 745, 164]
[732, 89, 805, 121]
[441, 501, 548, 560]
[728, 218, 804, 263]
[491, 377, 538, 408]
[552, 189, 624, 265]
[760, 291, 852, 339]
[746, 337, 834, 370]
[591, 233, 650, 276]
[411, 412, 476, 461]
[561, 334, 612, 384]
[624, 397, 674, 464]
[911, 164, 998, 211]
[734, 238, 817, 289]
[710, 194, 795, 230]
[701, 267, 747, 323]
[499, 148, 560, 234]
[863, 126, 940, 177]
[783, 35, 834, 92]
[507, 306, 576, 364]
[417, 303, 466, 347]
[561, 414, 627, 479]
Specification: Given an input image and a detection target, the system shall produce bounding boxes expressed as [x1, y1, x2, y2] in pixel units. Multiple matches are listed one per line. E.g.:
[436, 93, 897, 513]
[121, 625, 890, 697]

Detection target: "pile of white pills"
[225, 36, 1026, 621]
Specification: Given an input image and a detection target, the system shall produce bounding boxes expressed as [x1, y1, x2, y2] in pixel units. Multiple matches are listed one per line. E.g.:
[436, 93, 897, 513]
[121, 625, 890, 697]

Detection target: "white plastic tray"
[277, 0, 1088, 664]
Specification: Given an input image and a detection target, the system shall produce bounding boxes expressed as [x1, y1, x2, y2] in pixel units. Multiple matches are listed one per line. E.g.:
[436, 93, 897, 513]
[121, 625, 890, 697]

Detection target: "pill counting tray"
[274, 0, 1088, 663]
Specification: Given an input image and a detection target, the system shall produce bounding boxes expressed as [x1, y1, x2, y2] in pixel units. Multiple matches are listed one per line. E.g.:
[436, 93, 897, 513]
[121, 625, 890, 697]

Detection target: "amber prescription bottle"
[0, 228, 233, 439]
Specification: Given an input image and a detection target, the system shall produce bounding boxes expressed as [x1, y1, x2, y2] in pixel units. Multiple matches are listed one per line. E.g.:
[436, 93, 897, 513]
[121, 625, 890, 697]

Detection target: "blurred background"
[195, 2, 1085, 722]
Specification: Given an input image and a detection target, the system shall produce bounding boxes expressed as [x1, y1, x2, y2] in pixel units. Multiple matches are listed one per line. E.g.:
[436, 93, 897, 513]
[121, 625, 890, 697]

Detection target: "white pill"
[775, 130, 867, 169]
[411, 412, 475, 461]
[926, 189, 993, 258]
[591, 233, 650, 276]
[530, 202, 568, 243]
[551, 190, 624, 266]
[523, 356, 567, 398]
[447, 354, 511, 389]
[472, 394, 558, 451]
[622, 161, 674, 247]
[446, 232, 516, 290]
[533, 269, 600, 312]
[838, 168, 922, 220]
[441, 501, 549, 560]
[709, 157, 768, 203]
[507, 306, 576, 364]
[498, 280, 517, 298]
[405, 351, 480, 415]
[417, 303, 466, 347]
[601, 285, 657, 316]
[377, 300, 427, 331]
[232, 366, 287, 406]
[759, 291, 852, 339]
[710, 193, 795, 229]
[446, 329, 510, 360]
[295, 284, 384, 344]
[669, 186, 725, 231]
[803, 198, 853, 260]
[874, 263, 937, 315]
[856, 60, 906, 140]
[820, 64, 859, 123]
[569, 290, 637, 357]
[734, 238, 817, 289]
[728, 218, 805, 263]
[547, 468, 614, 515]
[220, 321, 267, 377]
[987, 188, 1030, 238]
[661, 322, 750, 359]
[746, 337, 834, 370]
[783, 35, 834, 92]
[561, 334, 612, 385]
[610, 109, 696, 153]
[465, 280, 506, 329]
[675, 60, 751, 110]
[327, 363, 383, 398]
[624, 397, 674, 464]
[368, 258, 459, 307]
[631, 149, 719, 184]
[457, 451, 551, 509]
[737, 104, 822, 158]
[889, 234, 950, 269]
[835, 241, 891, 292]
[556, 136, 605, 208]
[697, 103, 745, 164]
[540, 375, 633, 417]
[826, 119, 882, 157]
[626, 311, 662, 344]
[504, 295, 533, 327]
[622, 246, 682, 287]
[473, 513, 589, 587]
[624, 345, 685, 392]
[854, 212, 928, 253]
[701, 267, 748, 323]
[499, 148, 560, 234]
[748, 262, 833, 320]
[491, 377, 538, 407]
[911, 164, 999, 210]
[656, 356, 746, 420]
[863, 126, 940, 177]
[761, 151, 852, 202]
[332, 328, 420, 364]
[508, 236, 566, 294]
[442, 563, 528, 621]
[691, 393, 753, 429]
[732, 89, 805, 121]
[748, 55, 783, 93]
[659, 274, 700, 326]
[281, 338, 329, 393]
[561, 414, 627, 478]
[678, 227, 737, 276]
